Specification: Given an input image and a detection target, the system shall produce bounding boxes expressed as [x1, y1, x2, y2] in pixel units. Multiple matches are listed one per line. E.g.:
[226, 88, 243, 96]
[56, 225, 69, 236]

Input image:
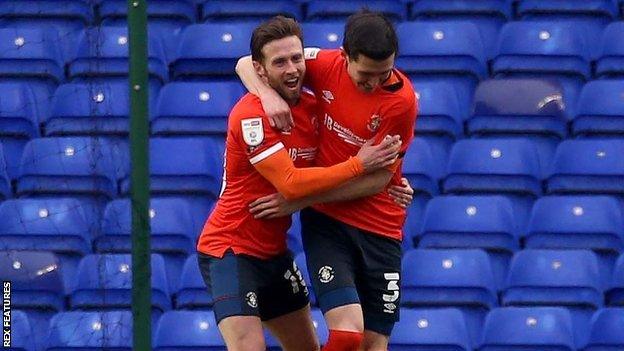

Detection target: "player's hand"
[259, 88, 294, 132]
[356, 135, 402, 172]
[249, 193, 297, 219]
[388, 177, 414, 208]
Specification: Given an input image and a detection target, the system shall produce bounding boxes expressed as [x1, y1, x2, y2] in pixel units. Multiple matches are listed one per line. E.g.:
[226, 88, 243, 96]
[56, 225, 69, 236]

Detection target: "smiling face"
[254, 35, 305, 105]
[345, 52, 395, 93]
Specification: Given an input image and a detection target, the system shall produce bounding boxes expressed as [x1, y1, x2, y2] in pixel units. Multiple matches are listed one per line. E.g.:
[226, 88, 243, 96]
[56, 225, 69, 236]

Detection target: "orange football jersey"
[303, 48, 418, 241]
[197, 92, 319, 259]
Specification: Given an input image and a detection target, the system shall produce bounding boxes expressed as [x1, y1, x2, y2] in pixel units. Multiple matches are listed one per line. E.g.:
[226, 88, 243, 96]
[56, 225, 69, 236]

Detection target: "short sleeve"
[231, 114, 285, 164]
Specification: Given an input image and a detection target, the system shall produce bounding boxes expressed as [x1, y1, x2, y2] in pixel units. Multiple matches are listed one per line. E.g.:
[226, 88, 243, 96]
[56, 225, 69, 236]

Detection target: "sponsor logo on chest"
[323, 113, 381, 146]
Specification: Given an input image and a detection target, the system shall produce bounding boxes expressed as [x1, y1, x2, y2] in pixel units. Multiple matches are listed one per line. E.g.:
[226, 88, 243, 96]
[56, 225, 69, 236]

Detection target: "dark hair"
[251, 16, 303, 63]
[342, 10, 398, 61]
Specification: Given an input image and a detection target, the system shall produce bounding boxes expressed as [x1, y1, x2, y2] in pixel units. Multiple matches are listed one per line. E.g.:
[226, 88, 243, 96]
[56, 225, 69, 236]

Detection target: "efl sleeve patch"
[241, 117, 264, 146]
[304, 47, 321, 60]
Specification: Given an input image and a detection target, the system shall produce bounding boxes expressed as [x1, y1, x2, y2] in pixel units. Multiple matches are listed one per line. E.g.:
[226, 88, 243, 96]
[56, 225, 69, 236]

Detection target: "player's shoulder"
[229, 93, 266, 126]
[305, 48, 342, 63]
[386, 70, 417, 106]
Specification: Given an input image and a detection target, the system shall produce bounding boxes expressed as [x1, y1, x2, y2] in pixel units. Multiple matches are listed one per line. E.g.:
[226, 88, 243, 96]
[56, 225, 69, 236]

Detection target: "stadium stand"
[389, 308, 472, 351]
[176, 253, 213, 309]
[47, 310, 134, 350]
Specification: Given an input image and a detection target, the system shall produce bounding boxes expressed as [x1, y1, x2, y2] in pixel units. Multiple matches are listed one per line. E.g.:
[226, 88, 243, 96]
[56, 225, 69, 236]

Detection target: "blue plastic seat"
[443, 138, 542, 196]
[468, 79, 568, 139]
[154, 310, 224, 350]
[525, 196, 624, 257]
[396, 21, 486, 111]
[480, 307, 576, 351]
[414, 81, 463, 139]
[100, 0, 195, 26]
[202, 1, 302, 22]
[47, 81, 132, 136]
[402, 138, 441, 198]
[46, 311, 132, 350]
[301, 22, 344, 49]
[0, 251, 64, 312]
[545, 139, 624, 196]
[0, 198, 92, 256]
[596, 22, 624, 78]
[0, 83, 39, 139]
[98, 198, 196, 255]
[583, 308, 624, 350]
[120, 137, 224, 198]
[390, 308, 471, 351]
[172, 23, 255, 80]
[306, 0, 406, 22]
[17, 137, 125, 198]
[607, 254, 624, 306]
[419, 195, 518, 253]
[573, 80, 624, 137]
[70, 253, 171, 312]
[409, 0, 512, 59]
[152, 82, 244, 136]
[176, 254, 212, 309]
[8, 310, 36, 351]
[0, 143, 12, 199]
[402, 249, 497, 347]
[503, 250, 603, 308]
[68, 26, 168, 84]
[0, 27, 65, 117]
[517, 0, 617, 59]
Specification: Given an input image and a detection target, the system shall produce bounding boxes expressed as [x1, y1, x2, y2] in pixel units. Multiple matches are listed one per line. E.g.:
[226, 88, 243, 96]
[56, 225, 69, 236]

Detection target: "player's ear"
[253, 60, 267, 79]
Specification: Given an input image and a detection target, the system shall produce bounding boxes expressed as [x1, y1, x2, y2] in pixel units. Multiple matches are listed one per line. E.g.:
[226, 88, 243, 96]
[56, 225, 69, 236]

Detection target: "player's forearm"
[255, 150, 365, 200]
[235, 55, 272, 97]
[288, 169, 393, 210]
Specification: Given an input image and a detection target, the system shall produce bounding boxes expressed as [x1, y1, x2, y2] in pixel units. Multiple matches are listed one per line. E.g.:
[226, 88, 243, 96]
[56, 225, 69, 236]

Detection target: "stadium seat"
[46, 311, 133, 350]
[573, 80, 624, 137]
[402, 138, 441, 198]
[301, 22, 344, 49]
[596, 22, 624, 78]
[152, 82, 245, 136]
[68, 26, 168, 84]
[607, 254, 624, 306]
[0, 251, 64, 312]
[468, 79, 567, 139]
[525, 196, 624, 284]
[402, 249, 497, 346]
[100, 0, 195, 27]
[517, 0, 618, 59]
[503, 250, 603, 307]
[154, 310, 225, 350]
[493, 21, 590, 109]
[480, 307, 576, 351]
[409, 0, 512, 59]
[583, 308, 624, 350]
[120, 137, 224, 198]
[545, 139, 624, 196]
[69, 253, 171, 312]
[176, 254, 212, 309]
[0, 198, 92, 256]
[46, 81, 134, 136]
[0, 1, 93, 47]
[396, 21, 486, 112]
[172, 23, 255, 79]
[97, 198, 196, 255]
[413, 81, 463, 139]
[418, 195, 518, 288]
[202, 1, 302, 22]
[389, 308, 471, 351]
[443, 138, 542, 196]
[17, 137, 125, 199]
[0, 83, 39, 139]
[502, 249, 602, 346]
[306, 0, 406, 22]
[0, 27, 65, 117]
[8, 310, 36, 351]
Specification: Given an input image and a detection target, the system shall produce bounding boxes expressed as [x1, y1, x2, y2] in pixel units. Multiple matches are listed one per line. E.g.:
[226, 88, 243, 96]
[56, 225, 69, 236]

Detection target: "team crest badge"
[246, 291, 258, 308]
[367, 114, 381, 132]
[241, 117, 264, 146]
[318, 266, 335, 283]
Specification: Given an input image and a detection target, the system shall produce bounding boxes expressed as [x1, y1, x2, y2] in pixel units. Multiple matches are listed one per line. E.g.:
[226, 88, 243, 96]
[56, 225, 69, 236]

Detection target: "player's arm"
[235, 55, 293, 130]
[252, 136, 401, 201]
